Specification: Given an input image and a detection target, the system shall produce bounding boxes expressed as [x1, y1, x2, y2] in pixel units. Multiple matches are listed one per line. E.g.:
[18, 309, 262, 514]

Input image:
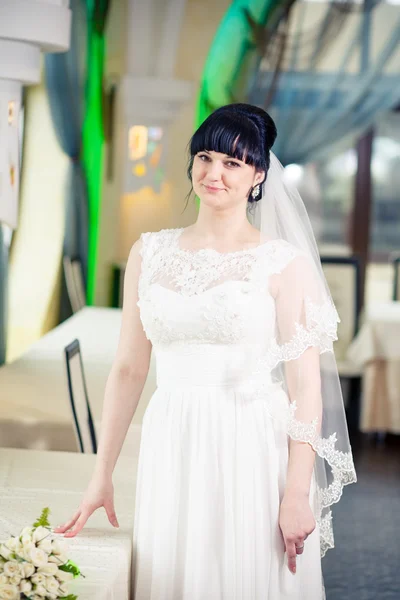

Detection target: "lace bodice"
[137, 227, 301, 350]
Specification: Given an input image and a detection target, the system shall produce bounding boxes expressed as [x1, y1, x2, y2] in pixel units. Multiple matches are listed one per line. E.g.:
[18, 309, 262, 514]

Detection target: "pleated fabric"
[132, 384, 325, 600]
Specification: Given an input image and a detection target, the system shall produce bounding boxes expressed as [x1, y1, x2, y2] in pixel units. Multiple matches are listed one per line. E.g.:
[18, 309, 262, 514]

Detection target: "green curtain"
[83, 0, 110, 304]
[196, 0, 284, 128]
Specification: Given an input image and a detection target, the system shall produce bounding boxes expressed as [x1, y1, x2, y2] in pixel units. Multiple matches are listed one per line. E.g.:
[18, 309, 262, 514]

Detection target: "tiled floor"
[322, 430, 400, 600]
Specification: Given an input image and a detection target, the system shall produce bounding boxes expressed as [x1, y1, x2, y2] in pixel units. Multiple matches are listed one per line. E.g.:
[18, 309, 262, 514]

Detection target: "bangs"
[189, 112, 264, 168]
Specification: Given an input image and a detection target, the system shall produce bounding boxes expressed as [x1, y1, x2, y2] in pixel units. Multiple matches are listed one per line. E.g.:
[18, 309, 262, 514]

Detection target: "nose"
[205, 160, 223, 182]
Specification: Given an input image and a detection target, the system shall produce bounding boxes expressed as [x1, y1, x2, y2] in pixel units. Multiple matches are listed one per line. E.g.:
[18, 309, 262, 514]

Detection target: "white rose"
[0, 547, 11, 562]
[20, 526, 33, 537]
[13, 545, 24, 561]
[58, 582, 69, 596]
[6, 577, 20, 588]
[19, 579, 32, 594]
[2, 563, 19, 579]
[0, 576, 8, 585]
[28, 547, 48, 568]
[49, 553, 68, 565]
[34, 584, 48, 597]
[48, 554, 60, 564]
[17, 564, 25, 579]
[45, 576, 60, 594]
[56, 553, 68, 565]
[20, 534, 33, 547]
[22, 562, 35, 578]
[37, 538, 52, 555]
[4, 539, 17, 554]
[32, 527, 50, 545]
[37, 563, 58, 576]
[31, 573, 46, 586]
[21, 539, 35, 560]
[0, 584, 19, 600]
[51, 538, 68, 556]
[55, 568, 74, 582]
[12, 544, 24, 564]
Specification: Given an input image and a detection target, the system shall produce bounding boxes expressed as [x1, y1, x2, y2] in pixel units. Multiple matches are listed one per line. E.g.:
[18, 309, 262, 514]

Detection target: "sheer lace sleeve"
[273, 252, 334, 433]
[263, 249, 357, 558]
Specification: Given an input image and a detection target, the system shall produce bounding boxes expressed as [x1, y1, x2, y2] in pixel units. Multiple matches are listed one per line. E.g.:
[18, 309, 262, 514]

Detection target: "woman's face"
[191, 150, 264, 208]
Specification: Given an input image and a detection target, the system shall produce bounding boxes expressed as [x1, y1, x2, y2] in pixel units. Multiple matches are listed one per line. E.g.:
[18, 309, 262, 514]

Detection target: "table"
[0, 307, 156, 452]
[0, 447, 138, 599]
[346, 301, 400, 434]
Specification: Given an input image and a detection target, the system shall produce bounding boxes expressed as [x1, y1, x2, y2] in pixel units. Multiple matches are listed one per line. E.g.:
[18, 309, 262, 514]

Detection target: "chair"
[64, 339, 97, 453]
[63, 256, 86, 313]
[111, 261, 127, 308]
[320, 256, 362, 429]
[391, 254, 400, 301]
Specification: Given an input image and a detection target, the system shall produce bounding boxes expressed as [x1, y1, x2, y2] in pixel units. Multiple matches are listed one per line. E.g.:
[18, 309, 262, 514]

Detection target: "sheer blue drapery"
[45, 0, 88, 320]
[249, 3, 400, 165]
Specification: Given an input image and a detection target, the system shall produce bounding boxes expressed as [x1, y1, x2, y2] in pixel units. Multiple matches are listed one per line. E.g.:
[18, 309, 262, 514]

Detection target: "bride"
[54, 103, 357, 599]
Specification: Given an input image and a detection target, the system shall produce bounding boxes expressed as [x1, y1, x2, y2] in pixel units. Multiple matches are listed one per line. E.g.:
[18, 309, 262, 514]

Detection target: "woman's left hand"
[278, 492, 316, 574]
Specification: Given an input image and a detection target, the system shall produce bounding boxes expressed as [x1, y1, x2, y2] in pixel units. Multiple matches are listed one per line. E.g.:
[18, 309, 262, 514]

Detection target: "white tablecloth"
[346, 301, 400, 433]
[0, 447, 137, 599]
[0, 307, 156, 452]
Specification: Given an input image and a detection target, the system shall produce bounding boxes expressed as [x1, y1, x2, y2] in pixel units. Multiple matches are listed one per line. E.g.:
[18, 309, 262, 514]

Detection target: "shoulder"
[137, 227, 180, 259]
[264, 238, 307, 274]
[139, 227, 179, 244]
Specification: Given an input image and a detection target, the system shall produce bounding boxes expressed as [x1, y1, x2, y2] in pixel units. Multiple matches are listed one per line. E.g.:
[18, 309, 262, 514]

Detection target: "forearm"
[284, 438, 316, 498]
[283, 379, 322, 499]
[93, 365, 147, 479]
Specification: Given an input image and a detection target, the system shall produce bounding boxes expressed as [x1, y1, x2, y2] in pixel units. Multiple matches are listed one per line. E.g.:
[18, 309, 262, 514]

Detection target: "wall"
[7, 67, 68, 360]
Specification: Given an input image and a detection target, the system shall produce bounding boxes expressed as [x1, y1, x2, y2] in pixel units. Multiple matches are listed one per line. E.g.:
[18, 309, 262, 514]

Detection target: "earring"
[251, 184, 260, 199]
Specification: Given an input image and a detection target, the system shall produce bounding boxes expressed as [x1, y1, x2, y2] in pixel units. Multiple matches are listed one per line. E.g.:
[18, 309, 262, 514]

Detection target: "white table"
[346, 301, 400, 434]
[0, 307, 156, 452]
[0, 447, 138, 599]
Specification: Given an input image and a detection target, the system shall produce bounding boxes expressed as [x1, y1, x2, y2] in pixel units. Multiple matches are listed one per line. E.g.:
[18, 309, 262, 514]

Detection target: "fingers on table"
[63, 510, 91, 537]
[53, 509, 81, 533]
[104, 502, 119, 527]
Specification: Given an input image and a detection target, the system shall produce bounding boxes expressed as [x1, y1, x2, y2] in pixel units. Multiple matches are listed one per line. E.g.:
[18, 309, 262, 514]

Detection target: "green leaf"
[32, 507, 51, 528]
[59, 559, 83, 579]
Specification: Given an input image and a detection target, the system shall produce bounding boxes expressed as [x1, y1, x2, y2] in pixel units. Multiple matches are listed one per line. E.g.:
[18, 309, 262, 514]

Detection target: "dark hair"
[183, 103, 277, 212]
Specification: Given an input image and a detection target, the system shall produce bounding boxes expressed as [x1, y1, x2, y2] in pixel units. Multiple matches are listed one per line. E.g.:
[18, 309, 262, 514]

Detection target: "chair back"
[320, 256, 361, 362]
[64, 339, 97, 454]
[63, 256, 86, 313]
[392, 255, 400, 301]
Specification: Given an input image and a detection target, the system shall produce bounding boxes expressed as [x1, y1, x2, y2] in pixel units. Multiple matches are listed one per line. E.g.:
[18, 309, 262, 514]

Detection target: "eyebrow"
[201, 150, 241, 160]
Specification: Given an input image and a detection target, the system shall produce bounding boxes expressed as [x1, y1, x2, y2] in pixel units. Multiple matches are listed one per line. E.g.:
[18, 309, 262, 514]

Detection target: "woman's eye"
[227, 161, 240, 167]
[198, 154, 209, 161]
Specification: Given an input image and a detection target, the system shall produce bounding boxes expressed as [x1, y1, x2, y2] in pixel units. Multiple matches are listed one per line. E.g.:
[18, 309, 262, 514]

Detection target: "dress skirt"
[132, 383, 325, 600]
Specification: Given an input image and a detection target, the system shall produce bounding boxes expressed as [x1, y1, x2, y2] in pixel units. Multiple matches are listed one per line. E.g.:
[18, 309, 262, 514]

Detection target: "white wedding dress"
[132, 227, 326, 600]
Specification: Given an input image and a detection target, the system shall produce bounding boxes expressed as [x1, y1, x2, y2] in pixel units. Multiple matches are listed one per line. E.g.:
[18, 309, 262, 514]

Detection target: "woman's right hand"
[53, 473, 119, 538]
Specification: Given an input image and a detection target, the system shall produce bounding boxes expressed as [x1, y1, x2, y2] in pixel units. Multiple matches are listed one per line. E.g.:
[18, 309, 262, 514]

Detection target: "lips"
[204, 185, 224, 192]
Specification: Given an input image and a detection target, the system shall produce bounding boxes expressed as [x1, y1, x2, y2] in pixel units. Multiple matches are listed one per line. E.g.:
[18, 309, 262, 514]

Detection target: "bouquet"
[0, 508, 84, 600]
